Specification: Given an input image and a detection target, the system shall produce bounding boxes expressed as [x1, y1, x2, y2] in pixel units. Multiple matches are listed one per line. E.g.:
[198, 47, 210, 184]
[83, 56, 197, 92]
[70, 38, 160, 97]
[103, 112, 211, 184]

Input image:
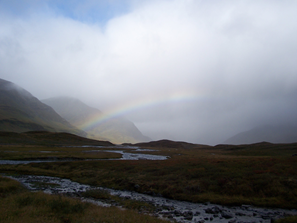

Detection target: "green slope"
[0, 131, 113, 146]
[0, 78, 86, 136]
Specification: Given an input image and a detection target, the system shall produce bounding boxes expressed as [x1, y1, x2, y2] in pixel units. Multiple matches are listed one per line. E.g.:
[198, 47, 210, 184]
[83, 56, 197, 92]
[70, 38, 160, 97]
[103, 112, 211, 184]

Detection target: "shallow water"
[5, 174, 296, 223]
[103, 150, 168, 160]
[0, 147, 168, 164]
[0, 159, 64, 165]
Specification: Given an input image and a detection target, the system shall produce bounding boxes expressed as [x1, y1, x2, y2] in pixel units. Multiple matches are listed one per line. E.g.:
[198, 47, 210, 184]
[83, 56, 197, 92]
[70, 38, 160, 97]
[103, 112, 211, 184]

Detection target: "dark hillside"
[0, 78, 85, 136]
[0, 131, 113, 146]
[133, 139, 209, 149]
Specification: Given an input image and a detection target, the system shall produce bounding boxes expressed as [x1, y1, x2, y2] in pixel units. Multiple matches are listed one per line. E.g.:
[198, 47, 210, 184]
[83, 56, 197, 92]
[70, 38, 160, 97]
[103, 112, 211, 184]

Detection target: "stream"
[1, 147, 296, 222]
[4, 174, 296, 223]
[0, 147, 168, 164]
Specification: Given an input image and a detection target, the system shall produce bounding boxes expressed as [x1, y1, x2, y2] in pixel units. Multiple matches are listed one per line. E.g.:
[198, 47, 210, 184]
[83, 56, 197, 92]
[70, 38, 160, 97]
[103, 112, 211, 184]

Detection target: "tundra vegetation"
[0, 138, 297, 222]
[0, 175, 168, 223]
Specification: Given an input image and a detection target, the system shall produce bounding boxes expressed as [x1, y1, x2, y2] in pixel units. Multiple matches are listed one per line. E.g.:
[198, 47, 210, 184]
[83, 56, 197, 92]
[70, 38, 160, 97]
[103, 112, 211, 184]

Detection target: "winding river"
[0, 147, 168, 164]
[0, 147, 296, 222]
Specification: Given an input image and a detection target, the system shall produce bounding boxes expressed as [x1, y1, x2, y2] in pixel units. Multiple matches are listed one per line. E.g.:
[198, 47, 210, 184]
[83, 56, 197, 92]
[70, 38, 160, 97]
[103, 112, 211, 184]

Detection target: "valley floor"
[1, 141, 297, 222]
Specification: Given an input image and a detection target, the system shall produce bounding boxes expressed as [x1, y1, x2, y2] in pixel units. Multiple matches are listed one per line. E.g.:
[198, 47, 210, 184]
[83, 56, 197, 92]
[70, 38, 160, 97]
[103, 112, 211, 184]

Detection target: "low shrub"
[49, 196, 88, 215]
[276, 215, 297, 223]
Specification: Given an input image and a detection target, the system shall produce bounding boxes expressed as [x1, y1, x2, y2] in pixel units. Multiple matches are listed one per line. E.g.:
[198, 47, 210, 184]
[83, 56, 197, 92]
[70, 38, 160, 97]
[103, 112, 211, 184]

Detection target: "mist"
[1, 0, 297, 145]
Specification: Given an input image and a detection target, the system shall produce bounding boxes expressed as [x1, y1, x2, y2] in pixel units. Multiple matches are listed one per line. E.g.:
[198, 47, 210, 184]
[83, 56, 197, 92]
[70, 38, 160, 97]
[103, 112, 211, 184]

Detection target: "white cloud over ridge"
[1, 0, 297, 144]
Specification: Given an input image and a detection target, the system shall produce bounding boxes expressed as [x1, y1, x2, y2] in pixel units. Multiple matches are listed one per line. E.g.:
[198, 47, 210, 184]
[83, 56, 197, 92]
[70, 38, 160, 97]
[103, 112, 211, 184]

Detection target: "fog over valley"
[1, 0, 297, 145]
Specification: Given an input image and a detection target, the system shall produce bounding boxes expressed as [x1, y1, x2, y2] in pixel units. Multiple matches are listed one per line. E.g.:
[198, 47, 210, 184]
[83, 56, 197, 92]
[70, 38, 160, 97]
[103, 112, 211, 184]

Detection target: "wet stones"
[221, 211, 234, 219]
[241, 204, 252, 210]
[235, 211, 246, 216]
[194, 211, 201, 216]
[204, 206, 222, 214]
[8, 174, 297, 223]
[143, 190, 157, 196]
[174, 210, 182, 217]
[159, 211, 174, 219]
[262, 214, 272, 219]
[182, 210, 193, 220]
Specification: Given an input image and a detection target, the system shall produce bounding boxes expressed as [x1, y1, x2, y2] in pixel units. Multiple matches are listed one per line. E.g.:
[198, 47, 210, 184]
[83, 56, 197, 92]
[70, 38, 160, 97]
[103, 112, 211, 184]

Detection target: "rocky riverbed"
[5, 174, 296, 223]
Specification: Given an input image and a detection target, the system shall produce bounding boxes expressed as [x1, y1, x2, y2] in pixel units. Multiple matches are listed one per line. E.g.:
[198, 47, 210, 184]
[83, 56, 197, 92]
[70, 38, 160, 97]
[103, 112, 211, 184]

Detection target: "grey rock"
[184, 215, 193, 220]
[204, 206, 222, 214]
[241, 204, 251, 210]
[221, 211, 234, 219]
[262, 215, 272, 219]
[174, 210, 182, 216]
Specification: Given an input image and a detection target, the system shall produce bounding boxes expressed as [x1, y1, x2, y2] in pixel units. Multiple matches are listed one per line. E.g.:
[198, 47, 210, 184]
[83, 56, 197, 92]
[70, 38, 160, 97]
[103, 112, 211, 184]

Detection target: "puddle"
[5, 174, 296, 223]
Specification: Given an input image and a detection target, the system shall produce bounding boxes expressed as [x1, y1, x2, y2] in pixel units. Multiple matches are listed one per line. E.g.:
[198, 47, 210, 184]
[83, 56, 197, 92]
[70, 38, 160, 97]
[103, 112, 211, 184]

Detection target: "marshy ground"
[0, 134, 297, 222]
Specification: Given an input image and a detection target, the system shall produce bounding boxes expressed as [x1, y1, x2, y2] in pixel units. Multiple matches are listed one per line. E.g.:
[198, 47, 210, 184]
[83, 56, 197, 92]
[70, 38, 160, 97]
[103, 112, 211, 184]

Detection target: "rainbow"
[81, 89, 207, 131]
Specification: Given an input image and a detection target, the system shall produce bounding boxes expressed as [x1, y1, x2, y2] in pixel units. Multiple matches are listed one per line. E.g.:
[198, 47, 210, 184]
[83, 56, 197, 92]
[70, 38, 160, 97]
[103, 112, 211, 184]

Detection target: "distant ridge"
[127, 139, 210, 149]
[0, 78, 85, 136]
[224, 125, 297, 144]
[42, 97, 151, 144]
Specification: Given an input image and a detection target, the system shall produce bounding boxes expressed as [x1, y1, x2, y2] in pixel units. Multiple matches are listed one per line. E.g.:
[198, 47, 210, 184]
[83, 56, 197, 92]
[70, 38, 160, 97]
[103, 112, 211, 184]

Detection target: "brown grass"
[0, 145, 122, 160]
[1, 143, 297, 209]
[0, 176, 168, 223]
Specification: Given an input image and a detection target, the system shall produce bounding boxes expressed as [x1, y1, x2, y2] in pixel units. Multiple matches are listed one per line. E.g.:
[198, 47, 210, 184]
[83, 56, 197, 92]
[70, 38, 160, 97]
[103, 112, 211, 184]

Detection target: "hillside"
[131, 139, 209, 149]
[224, 125, 297, 144]
[0, 131, 113, 146]
[0, 78, 85, 136]
[42, 97, 151, 144]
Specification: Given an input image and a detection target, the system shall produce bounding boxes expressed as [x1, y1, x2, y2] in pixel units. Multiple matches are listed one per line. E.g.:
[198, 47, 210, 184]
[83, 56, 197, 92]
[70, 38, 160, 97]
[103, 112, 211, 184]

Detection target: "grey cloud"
[1, 0, 297, 144]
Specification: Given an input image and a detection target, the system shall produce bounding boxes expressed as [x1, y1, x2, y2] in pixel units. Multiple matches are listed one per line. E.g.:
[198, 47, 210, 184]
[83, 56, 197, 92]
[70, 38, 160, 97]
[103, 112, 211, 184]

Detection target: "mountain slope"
[224, 125, 297, 144]
[0, 78, 85, 136]
[0, 131, 113, 146]
[42, 97, 151, 144]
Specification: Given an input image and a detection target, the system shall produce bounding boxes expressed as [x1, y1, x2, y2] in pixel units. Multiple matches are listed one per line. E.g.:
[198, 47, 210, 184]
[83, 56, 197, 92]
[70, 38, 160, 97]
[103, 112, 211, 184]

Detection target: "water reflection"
[0, 147, 168, 165]
[104, 150, 168, 160]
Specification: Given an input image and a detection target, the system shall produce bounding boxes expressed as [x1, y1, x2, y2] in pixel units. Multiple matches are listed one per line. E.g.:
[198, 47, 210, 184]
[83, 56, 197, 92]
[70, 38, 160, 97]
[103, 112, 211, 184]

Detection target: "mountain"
[0, 78, 85, 136]
[42, 97, 151, 144]
[224, 125, 297, 144]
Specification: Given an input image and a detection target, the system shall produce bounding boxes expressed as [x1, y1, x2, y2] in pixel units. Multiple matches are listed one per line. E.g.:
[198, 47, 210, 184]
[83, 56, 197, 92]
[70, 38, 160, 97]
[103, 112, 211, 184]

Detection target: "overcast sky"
[1, 0, 297, 145]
